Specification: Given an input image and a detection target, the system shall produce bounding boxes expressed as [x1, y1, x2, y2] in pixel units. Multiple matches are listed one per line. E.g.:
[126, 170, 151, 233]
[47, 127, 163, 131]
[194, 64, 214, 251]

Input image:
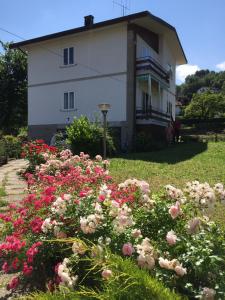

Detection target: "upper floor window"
[63, 47, 74, 65]
[64, 92, 75, 110]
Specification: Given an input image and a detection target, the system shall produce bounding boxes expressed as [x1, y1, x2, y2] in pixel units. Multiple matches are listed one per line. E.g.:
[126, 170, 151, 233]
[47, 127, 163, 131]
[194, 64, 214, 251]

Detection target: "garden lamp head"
[98, 103, 111, 114]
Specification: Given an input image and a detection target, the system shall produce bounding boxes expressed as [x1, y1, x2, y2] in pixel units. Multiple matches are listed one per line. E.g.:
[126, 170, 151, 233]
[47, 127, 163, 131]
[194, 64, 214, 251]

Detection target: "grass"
[0, 187, 6, 198]
[110, 141, 225, 191]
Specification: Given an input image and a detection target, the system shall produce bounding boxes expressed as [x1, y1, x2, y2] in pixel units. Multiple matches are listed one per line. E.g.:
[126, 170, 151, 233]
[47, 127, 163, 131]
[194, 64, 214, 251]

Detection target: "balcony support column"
[148, 74, 152, 112]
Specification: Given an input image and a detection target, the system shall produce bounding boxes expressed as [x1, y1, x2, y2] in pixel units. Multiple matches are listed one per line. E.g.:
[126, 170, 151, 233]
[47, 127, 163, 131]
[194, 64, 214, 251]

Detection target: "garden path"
[0, 159, 28, 299]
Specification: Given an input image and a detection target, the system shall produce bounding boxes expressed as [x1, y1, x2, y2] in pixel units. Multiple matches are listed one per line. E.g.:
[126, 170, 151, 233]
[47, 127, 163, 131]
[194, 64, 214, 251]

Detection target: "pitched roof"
[10, 11, 187, 63]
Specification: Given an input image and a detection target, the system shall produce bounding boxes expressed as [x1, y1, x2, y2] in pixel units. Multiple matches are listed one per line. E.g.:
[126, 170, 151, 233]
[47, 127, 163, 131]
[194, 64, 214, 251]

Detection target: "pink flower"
[169, 201, 181, 219]
[7, 277, 19, 290]
[174, 265, 187, 276]
[102, 269, 113, 279]
[122, 243, 134, 256]
[166, 230, 177, 245]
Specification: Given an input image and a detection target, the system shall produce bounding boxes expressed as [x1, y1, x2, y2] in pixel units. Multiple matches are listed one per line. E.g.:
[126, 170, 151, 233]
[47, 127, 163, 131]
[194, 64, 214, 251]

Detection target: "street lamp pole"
[98, 103, 111, 160]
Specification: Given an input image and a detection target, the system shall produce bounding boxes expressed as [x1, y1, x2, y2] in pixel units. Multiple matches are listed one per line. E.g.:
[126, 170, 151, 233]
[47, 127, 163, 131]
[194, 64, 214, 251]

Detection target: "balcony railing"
[136, 106, 171, 122]
[136, 56, 170, 84]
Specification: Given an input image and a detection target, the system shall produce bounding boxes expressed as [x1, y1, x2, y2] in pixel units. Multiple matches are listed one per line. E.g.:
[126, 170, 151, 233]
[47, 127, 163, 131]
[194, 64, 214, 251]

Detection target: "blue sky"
[1, 0, 225, 84]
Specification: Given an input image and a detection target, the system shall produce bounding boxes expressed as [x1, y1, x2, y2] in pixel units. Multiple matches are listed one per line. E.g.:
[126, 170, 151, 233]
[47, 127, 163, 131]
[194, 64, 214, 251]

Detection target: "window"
[63, 47, 74, 65]
[64, 92, 75, 110]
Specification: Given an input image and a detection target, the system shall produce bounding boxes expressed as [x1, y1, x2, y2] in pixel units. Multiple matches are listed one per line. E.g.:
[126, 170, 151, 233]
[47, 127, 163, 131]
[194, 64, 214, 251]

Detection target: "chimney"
[84, 15, 94, 27]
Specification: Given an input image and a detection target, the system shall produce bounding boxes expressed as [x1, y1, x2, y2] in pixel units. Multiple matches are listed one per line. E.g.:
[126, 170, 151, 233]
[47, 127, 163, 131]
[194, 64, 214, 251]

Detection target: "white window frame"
[62, 91, 75, 111]
[62, 47, 75, 66]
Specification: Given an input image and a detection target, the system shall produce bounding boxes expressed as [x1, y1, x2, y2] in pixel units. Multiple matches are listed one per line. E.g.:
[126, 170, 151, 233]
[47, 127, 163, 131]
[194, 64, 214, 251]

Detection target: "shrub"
[66, 116, 116, 157]
[21, 139, 58, 173]
[0, 139, 7, 166]
[17, 127, 28, 143]
[2, 135, 22, 158]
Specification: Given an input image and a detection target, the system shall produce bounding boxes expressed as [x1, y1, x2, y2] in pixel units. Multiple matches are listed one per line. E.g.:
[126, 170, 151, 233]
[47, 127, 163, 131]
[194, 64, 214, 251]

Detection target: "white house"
[11, 11, 187, 149]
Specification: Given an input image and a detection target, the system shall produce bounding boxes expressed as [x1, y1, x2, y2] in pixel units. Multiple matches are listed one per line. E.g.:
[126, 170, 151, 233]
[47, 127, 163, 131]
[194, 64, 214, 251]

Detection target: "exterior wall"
[27, 24, 128, 130]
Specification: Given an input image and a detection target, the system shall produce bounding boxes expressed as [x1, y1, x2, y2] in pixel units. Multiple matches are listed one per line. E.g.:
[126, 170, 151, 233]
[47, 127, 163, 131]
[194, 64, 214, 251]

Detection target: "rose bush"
[0, 141, 224, 299]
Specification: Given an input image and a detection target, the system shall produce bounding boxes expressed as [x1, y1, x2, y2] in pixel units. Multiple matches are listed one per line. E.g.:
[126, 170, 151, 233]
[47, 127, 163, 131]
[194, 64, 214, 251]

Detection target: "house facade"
[11, 11, 187, 149]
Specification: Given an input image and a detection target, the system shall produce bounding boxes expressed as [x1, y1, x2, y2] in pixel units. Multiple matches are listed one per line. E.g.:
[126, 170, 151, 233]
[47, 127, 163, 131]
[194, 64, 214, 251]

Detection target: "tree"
[0, 41, 27, 134]
[177, 69, 225, 103]
[184, 92, 225, 119]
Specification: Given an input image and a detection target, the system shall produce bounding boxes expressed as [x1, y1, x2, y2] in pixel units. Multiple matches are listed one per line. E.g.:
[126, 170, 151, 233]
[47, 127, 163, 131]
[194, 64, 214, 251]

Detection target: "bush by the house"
[0, 142, 224, 299]
[0, 139, 7, 166]
[66, 116, 116, 157]
[2, 135, 22, 159]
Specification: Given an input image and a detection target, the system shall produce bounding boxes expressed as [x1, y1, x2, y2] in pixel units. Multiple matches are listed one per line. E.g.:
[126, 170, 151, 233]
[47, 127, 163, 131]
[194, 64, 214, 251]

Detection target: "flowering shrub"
[21, 139, 58, 173]
[0, 142, 225, 299]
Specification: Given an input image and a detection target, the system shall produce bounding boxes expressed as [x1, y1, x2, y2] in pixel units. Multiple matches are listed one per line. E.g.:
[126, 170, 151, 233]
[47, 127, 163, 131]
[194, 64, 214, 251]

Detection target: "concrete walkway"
[0, 159, 28, 299]
[0, 159, 28, 205]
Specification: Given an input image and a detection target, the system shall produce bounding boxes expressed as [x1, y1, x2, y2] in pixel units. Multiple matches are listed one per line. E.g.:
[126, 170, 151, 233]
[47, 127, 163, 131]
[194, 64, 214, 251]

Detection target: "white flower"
[80, 214, 103, 234]
[72, 241, 86, 255]
[51, 197, 67, 215]
[57, 258, 78, 288]
[166, 230, 177, 245]
[41, 218, 52, 233]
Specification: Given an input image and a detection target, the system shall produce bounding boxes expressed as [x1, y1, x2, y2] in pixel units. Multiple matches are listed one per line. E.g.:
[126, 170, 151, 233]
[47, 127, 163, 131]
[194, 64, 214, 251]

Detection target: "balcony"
[136, 106, 171, 123]
[136, 56, 170, 84]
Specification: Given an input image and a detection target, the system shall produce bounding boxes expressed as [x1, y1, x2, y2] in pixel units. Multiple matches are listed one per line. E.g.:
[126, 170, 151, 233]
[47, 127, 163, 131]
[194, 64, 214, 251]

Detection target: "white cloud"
[216, 61, 225, 71]
[176, 64, 200, 83]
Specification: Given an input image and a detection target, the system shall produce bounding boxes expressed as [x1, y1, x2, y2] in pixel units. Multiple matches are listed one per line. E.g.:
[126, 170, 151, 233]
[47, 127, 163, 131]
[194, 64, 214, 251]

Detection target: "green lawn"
[110, 141, 225, 191]
[110, 141, 225, 226]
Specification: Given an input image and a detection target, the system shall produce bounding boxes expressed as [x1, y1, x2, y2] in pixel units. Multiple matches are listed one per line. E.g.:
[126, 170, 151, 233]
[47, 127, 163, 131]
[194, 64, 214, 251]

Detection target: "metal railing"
[136, 106, 171, 122]
[136, 56, 170, 83]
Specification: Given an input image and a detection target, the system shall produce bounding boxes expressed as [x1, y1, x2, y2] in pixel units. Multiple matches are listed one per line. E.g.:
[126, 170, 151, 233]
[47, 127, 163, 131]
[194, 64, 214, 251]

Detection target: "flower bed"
[0, 141, 225, 299]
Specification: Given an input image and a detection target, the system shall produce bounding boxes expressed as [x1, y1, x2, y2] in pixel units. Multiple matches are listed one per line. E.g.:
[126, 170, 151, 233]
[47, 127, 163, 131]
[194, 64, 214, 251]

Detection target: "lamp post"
[98, 103, 111, 160]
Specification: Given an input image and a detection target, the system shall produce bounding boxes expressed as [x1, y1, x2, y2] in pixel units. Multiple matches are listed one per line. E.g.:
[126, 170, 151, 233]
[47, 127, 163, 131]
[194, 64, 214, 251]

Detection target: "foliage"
[21, 139, 58, 173]
[0, 41, 27, 134]
[66, 116, 116, 157]
[0, 139, 7, 165]
[177, 69, 225, 103]
[184, 92, 225, 119]
[2, 135, 22, 158]
[17, 127, 28, 143]
[0, 143, 224, 299]
[22, 254, 182, 300]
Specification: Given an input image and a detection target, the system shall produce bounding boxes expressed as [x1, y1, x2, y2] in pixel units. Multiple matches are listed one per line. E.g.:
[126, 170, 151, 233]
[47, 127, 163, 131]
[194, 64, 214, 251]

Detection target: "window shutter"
[69, 92, 74, 109]
[63, 48, 68, 65]
[69, 47, 74, 64]
[64, 93, 69, 109]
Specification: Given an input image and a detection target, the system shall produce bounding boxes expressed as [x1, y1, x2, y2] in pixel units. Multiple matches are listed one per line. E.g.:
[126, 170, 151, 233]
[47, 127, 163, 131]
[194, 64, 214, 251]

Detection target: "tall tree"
[0, 41, 27, 134]
[184, 92, 225, 119]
